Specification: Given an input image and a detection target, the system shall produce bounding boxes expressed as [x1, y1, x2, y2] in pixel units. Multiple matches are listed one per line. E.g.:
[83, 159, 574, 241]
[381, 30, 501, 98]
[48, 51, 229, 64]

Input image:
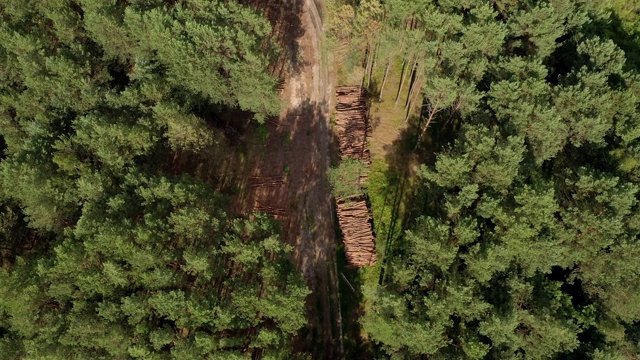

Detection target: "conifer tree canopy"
[351, 0, 640, 358]
[0, 0, 307, 358]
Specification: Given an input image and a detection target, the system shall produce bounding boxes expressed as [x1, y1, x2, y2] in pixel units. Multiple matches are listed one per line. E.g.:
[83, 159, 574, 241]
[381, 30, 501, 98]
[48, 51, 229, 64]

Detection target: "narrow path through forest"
[282, 1, 341, 356]
[236, 0, 341, 357]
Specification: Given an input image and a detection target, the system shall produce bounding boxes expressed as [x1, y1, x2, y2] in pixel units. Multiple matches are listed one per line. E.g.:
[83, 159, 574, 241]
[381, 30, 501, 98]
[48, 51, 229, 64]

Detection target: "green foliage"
[328, 157, 368, 199]
[0, 177, 309, 358]
[592, 0, 640, 68]
[0, 0, 307, 358]
[346, 0, 640, 358]
[155, 105, 215, 153]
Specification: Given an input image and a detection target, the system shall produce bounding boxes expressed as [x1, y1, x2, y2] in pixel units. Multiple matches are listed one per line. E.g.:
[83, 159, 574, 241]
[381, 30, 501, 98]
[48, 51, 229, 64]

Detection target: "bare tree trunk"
[362, 43, 373, 88]
[361, 44, 369, 68]
[363, 46, 369, 87]
[414, 96, 443, 150]
[396, 54, 418, 105]
[404, 87, 416, 116]
[335, 263, 345, 360]
[395, 54, 414, 106]
[378, 61, 391, 101]
[404, 84, 423, 122]
[405, 68, 421, 111]
[365, 44, 371, 88]
[394, 58, 406, 105]
[368, 41, 379, 89]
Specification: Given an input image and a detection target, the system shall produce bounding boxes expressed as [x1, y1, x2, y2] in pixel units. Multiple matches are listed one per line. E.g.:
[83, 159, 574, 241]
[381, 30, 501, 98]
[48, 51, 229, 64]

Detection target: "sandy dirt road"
[235, 0, 341, 357]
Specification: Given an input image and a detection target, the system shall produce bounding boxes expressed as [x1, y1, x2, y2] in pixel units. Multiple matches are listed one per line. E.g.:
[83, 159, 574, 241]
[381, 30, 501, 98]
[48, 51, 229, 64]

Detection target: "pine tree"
[0, 0, 307, 357]
[362, 1, 640, 358]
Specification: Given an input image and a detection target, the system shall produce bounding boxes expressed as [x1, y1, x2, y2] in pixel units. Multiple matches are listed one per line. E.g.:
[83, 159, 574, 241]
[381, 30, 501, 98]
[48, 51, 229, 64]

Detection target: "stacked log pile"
[335, 86, 372, 166]
[276, 78, 286, 94]
[334, 86, 376, 267]
[336, 197, 376, 267]
[254, 201, 287, 220]
[250, 175, 285, 188]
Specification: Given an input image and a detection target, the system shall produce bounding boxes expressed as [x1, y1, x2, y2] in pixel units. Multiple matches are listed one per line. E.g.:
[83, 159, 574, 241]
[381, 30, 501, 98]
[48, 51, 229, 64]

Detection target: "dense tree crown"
[3, 0, 640, 358]
[328, 0, 640, 358]
[0, 0, 307, 358]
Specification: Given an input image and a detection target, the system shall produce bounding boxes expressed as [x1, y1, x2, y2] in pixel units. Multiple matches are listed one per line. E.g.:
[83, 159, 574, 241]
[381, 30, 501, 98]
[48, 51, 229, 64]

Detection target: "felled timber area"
[335, 86, 372, 166]
[336, 197, 376, 267]
[334, 86, 376, 267]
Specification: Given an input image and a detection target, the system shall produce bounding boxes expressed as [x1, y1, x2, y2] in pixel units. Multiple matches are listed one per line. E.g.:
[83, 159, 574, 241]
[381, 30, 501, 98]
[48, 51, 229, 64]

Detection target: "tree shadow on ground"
[371, 104, 460, 284]
[335, 245, 376, 359]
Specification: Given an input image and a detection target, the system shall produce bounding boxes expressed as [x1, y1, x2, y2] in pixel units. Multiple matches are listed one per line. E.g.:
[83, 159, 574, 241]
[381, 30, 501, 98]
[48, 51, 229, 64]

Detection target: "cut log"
[334, 86, 377, 267]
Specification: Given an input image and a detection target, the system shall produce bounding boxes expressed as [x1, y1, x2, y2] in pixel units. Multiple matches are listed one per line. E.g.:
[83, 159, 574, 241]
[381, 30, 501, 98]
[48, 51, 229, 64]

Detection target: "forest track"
[235, 0, 340, 357]
[294, 0, 341, 357]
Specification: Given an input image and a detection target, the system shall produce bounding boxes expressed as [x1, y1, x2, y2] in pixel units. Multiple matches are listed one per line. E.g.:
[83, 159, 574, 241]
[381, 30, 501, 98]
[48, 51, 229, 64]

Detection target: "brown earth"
[232, 0, 342, 358]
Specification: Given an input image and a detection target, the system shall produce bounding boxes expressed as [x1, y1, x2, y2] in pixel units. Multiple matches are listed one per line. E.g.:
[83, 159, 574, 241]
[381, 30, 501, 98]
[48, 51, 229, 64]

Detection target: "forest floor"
[231, 0, 342, 358]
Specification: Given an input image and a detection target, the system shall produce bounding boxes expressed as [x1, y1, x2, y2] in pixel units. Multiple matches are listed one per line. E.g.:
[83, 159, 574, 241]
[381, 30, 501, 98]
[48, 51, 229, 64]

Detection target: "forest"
[328, 0, 640, 358]
[0, 0, 308, 358]
[1, 0, 640, 359]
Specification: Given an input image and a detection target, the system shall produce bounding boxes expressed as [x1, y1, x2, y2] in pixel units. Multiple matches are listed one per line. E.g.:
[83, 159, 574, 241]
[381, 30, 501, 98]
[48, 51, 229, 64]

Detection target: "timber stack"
[334, 86, 376, 267]
[250, 175, 285, 188]
[336, 197, 376, 266]
[254, 201, 287, 220]
[335, 86, 372, 166]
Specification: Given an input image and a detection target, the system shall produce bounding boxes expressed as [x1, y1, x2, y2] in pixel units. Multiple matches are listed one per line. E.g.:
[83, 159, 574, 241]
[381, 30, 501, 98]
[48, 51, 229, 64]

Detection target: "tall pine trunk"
[364, 43, 371, 89]
[395, 54, 414, 106]
[405, 66, 422, 113]
[379, 60, 391, 101]
[397, 55, 418, 107]
[367, 41, 379, 89]
[362, 44, 372, 88]
[405, 87, 422, 122]
[414, 96, 443, 150]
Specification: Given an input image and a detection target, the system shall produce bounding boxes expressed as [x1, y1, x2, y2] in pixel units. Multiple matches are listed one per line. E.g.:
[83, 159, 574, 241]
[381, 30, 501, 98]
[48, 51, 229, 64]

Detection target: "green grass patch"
[367, 160, 404, 269]
[281, 133, 292, 145]
[257, 124, 269, 143]
[328, 158, 368, 199]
